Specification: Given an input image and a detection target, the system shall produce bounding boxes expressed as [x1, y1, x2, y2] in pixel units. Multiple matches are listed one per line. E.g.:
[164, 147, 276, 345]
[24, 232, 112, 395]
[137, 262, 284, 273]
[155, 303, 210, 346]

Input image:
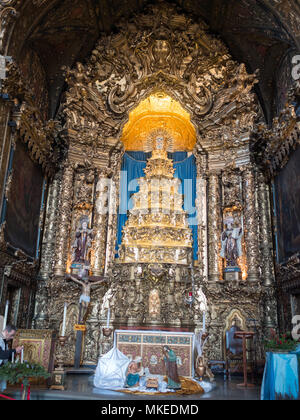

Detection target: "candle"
[11, 351, 14, 364]
[203, 311, 206, 333]
[62, 302, 67, 337]
[106, 308, 110, 328]
[21, 348, 24, 364]
[3, 300, 9, 330]
[187, 291, 193, 304]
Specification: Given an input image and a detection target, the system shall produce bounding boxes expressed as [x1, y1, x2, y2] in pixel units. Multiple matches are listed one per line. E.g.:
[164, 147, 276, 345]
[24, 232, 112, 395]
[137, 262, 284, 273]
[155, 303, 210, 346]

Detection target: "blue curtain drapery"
[173, 153, 198, 260]
[116, 152, 147, 253]
[116, 151, 198, 260]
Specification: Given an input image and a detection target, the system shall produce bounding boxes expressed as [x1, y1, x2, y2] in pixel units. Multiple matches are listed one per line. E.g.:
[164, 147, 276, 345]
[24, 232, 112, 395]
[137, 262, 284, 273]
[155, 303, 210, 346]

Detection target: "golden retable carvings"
[121, 93, 196, 151]
[13, 2, 279, 366]
[118, 134, 193, 265]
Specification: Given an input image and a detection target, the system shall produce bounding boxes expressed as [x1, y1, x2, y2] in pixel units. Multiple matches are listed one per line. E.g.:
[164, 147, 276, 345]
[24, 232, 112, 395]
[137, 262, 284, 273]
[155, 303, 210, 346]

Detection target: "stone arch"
[120, 90, 198, 153]
[222, 308, 247, 359]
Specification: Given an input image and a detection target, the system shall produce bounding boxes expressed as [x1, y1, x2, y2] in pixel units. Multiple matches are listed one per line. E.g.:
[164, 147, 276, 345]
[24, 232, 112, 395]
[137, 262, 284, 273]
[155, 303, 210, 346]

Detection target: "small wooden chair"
[225, 324, 244, 377]
[208, 323, 244, 379]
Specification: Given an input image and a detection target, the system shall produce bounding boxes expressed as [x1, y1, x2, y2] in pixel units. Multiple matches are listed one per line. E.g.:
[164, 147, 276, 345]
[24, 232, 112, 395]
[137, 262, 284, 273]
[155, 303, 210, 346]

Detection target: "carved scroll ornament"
[63, 3, 259, 150]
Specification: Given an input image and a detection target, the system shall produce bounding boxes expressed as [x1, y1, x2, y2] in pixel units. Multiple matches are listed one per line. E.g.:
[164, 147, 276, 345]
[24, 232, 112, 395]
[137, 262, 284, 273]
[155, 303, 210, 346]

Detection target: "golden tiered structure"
[118, 134, 193, 265]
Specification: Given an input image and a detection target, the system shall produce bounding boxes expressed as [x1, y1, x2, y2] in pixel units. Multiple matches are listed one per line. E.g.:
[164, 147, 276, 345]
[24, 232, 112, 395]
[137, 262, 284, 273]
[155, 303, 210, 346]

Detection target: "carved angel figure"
[100, 287, 115, 317]
[195, 287, 208, 313]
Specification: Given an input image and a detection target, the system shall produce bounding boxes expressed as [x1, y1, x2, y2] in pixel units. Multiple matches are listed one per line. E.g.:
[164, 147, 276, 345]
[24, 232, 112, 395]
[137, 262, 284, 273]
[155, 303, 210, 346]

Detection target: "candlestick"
[3, 300, 9, 330]
[106, 308, 110, 328]
[62, 302, 67, 337]
[188, 291, 193, 304]
[50, 336, 67, 390]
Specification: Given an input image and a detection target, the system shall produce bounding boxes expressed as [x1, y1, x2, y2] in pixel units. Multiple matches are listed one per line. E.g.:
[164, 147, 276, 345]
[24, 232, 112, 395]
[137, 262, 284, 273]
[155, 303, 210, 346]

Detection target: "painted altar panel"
[13, 329, 56, 372]
[274, 146, 300, 263]
[115, 330, 194, 378]
[4, 140, 44, 257]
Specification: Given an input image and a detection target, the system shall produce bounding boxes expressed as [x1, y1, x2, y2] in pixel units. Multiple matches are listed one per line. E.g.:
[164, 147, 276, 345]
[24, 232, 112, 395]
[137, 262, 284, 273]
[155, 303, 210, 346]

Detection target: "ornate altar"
[115, 330, 194, 378]
[31, 2, 278, 367]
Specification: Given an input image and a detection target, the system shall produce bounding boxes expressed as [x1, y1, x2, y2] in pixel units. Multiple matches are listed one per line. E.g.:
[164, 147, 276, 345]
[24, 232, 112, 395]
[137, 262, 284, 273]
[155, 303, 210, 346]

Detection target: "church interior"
[0, 0, 300, 401]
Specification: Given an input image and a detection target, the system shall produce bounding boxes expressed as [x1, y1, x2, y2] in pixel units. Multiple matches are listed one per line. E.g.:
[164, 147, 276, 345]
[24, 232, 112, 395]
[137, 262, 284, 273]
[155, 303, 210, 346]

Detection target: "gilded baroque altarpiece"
[27, 3, 278, 365]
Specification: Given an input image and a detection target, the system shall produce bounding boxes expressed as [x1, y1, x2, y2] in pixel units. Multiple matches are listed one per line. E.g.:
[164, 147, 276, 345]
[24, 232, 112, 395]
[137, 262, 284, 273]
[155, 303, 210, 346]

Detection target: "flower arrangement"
[264, 329, 298, 353]
[0, 361, 50, 399]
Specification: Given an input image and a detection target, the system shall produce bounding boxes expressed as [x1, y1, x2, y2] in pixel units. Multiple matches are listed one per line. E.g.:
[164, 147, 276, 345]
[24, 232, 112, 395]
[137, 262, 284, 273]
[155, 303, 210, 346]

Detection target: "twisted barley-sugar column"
[208, 171, 221, 283]
[54, 164, 74, 277]
[92, 170, 109, 276]
[243, 167, 259, 282]
[257, 173, 274, 286]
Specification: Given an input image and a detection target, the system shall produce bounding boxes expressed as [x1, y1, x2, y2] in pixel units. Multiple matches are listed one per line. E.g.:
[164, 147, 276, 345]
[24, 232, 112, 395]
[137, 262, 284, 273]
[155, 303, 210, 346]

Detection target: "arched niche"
[223, 308, 247, 359]
[120, 92, 197, 153]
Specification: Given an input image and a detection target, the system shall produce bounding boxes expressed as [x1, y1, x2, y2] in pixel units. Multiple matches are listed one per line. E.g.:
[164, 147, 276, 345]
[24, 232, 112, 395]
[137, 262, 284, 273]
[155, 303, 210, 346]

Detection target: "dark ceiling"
[7, 0, 300, 124]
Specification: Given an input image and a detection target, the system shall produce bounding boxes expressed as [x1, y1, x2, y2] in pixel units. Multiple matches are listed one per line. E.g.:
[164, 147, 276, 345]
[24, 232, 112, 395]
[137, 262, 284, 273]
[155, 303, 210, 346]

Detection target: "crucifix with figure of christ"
[66, 269, 108, 369]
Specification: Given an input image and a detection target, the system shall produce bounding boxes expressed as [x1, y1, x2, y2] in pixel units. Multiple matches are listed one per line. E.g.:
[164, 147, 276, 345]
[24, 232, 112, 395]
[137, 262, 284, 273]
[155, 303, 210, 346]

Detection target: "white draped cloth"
[93, 347, 131, 389]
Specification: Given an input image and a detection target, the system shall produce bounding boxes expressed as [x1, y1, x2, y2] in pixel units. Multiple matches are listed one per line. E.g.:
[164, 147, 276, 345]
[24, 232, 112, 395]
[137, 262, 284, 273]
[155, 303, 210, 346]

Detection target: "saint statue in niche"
[71, 216, 93, 265]
[220, 216, 243, 267]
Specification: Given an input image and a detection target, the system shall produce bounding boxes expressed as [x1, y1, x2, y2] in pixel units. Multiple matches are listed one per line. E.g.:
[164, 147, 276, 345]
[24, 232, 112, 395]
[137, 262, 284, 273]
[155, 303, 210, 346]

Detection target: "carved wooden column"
[208, 171, 221, 283]
[33, 173, 61, 327]
[257, 172, 277, 331]
[104, 151, 122, 275]
[54, 163, 74, 277]
[242, 167, 259, 282]
[195, 153, 208, 280]
[257, 172, 274, 286]
[40, 173, 61, 279]
[92, 170, 109, 276]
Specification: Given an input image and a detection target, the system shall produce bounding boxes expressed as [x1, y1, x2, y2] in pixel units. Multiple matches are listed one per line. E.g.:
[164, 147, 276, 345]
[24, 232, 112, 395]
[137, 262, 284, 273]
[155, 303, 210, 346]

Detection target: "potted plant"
[264, 329, 298, 354]
[0, 361, 50, 400]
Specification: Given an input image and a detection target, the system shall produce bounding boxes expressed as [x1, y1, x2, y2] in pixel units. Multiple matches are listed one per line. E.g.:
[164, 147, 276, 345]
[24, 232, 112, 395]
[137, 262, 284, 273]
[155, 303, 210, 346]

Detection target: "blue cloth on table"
[261, 352, 299, 400]
[292, 344, 300, 354]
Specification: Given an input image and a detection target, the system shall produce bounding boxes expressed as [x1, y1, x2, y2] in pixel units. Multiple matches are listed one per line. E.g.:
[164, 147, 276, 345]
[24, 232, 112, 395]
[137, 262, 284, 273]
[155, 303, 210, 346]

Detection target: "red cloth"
[0, 393, 16, 400]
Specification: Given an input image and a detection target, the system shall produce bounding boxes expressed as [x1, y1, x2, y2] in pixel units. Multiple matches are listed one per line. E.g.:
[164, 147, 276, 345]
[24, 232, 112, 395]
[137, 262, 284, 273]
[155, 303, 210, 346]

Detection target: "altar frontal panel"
[115, 330, 194, 377]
